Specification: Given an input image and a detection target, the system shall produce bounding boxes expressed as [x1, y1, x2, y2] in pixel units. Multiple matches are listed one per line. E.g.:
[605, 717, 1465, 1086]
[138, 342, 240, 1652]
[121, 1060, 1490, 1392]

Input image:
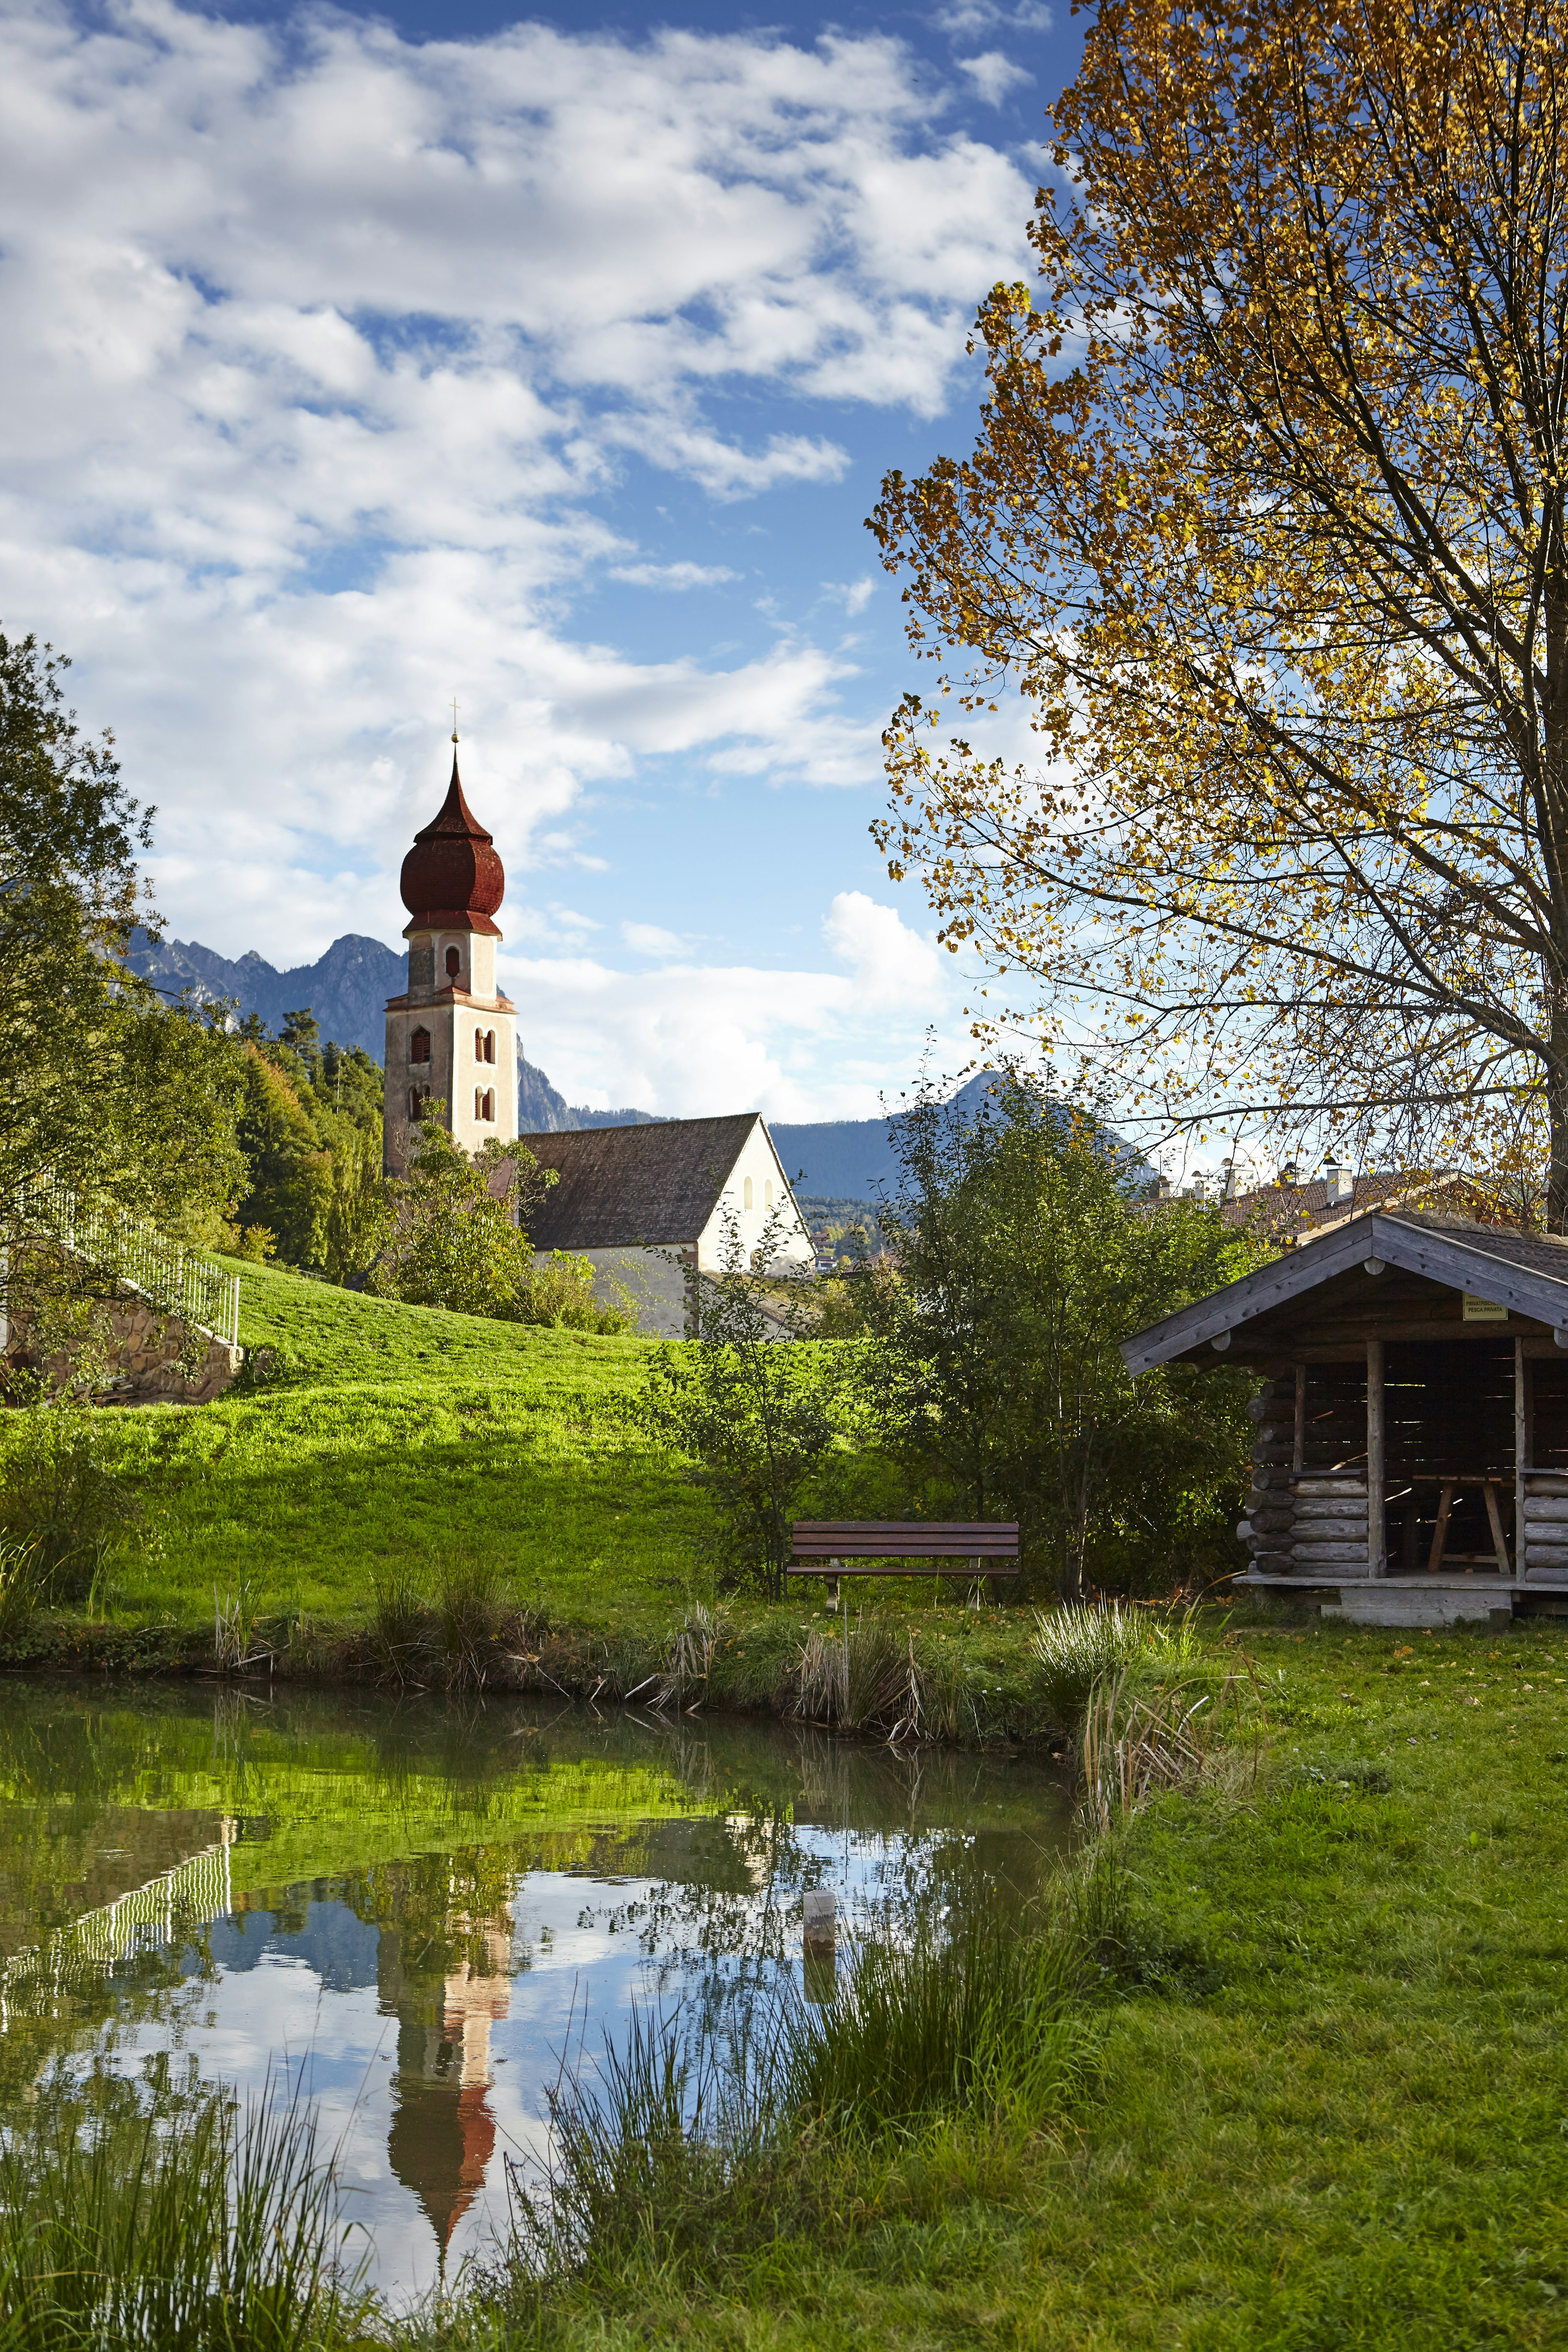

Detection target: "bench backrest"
[790, 1520, 1019, 1558]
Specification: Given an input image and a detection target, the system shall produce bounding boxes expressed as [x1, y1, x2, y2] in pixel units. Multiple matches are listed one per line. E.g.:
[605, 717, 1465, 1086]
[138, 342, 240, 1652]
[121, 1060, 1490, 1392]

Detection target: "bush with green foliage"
[842, 1076, 1263, 1595]
[370, 1110, 553, 1318]
[634, 1209, 843, 1599]
[516, 1248, 637, 1333]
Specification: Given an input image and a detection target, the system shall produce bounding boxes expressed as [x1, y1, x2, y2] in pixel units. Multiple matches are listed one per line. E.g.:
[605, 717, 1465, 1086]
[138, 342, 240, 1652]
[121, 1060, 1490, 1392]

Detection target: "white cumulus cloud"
[822, 890, 944, 1010]
[957, 51, 1036, 105]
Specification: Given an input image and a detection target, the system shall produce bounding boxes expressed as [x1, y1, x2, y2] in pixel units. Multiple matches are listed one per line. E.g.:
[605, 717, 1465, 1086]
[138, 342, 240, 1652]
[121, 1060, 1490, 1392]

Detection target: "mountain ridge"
[122, 931, 1141, 1187]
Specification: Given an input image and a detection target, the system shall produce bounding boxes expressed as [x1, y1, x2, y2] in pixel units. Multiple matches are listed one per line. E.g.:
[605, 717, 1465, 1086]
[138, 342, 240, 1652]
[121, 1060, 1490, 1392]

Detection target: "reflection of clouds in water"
[61, 1826, 1011, 2298]
[0, 1706, 1068, 2306]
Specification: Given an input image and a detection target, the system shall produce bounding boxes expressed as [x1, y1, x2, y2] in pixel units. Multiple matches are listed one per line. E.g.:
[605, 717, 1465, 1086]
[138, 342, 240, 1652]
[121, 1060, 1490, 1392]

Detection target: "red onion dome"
[399, 751, 505, 935]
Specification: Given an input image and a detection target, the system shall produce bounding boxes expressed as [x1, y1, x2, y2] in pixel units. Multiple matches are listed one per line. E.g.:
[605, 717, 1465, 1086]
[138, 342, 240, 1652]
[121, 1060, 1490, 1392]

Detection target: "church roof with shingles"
[502, 1114, 767, 1250]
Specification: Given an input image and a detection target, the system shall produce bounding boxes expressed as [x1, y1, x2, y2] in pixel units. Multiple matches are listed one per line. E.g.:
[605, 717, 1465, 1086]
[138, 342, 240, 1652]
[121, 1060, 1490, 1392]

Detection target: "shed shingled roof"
[501, 1114, 770, 1250]
[1120, 1209, 1568, 1373]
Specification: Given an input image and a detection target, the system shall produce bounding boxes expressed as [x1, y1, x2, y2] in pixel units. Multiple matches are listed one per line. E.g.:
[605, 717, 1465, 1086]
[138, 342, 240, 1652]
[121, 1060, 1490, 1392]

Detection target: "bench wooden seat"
[789, 1521, 1019, 1579]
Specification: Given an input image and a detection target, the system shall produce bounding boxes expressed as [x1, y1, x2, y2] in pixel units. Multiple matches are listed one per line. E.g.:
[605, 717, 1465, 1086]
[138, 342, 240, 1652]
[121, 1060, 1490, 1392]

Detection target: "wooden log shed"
[1120, 1209, 1568, 1626]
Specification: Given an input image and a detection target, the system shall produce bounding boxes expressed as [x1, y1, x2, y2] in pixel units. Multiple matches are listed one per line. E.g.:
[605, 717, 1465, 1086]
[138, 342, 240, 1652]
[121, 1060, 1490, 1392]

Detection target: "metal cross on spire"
[451, 696, 460, 743]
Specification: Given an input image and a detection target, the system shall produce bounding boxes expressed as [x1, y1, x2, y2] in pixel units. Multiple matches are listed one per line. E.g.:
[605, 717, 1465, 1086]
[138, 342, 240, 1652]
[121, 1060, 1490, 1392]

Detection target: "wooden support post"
[1428, 1482, 1454, 1573]
[1293, 1363, 1306, 1474]
[1367, 1339, 1385, 1577]
[1516, 1338, 1528, 1581]
[1483, 1480, 1511, 1577]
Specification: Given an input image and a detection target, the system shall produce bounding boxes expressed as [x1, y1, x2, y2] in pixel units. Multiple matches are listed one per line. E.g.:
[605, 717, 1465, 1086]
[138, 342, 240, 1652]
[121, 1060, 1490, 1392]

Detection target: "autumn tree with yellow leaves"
[873, 0, 1568, 1221]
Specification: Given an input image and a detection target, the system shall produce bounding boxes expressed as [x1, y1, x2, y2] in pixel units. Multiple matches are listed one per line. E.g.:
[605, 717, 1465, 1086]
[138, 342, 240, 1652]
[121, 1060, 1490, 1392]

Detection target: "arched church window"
[410, 1027, 430, 1065]
[445, 945, 462, 979]
[743, 1176, 754, 1210]
[474, 1026, 484, 1061]
[409, 1088, 425, 1121]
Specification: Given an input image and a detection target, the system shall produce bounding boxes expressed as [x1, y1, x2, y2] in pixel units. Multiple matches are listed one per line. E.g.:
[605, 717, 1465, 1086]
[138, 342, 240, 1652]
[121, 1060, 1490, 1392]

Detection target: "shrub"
[0, 1405, 140, 1606]
[633, 1205, 843, 1600]
[515, 1250, 637, 1333]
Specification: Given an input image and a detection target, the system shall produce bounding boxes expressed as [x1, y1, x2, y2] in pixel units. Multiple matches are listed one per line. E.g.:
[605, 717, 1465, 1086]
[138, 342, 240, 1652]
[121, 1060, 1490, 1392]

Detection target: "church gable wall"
[696, 1119, 813, 1275]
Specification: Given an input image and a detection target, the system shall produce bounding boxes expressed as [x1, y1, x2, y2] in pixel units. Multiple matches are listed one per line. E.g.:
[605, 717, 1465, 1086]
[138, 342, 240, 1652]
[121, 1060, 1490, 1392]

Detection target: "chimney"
[1221, 1157, 1239, 1203]
[1324, 1155, 1353, 1206]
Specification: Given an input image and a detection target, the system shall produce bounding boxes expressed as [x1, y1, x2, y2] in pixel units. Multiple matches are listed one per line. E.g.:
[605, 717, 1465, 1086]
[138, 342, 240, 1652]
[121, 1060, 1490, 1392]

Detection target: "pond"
[0, 1682, 1070, 2296]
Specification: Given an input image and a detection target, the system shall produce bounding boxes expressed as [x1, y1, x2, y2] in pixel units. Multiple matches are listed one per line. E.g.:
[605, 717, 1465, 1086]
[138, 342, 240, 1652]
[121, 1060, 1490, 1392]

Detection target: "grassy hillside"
[94, 1258, 705, 1631]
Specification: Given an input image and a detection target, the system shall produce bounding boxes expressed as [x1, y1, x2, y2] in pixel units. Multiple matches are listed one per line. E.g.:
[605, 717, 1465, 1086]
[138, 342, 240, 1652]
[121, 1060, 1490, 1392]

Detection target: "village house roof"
[501, 1114, 787, 1250]
[1219, 1169, 1486, 1241]
[1121, 1209, 1568, 1373]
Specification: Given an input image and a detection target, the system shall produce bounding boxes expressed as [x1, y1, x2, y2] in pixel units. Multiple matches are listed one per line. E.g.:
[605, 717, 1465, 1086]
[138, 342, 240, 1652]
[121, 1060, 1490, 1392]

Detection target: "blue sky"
[0, 0, 1085, 1115]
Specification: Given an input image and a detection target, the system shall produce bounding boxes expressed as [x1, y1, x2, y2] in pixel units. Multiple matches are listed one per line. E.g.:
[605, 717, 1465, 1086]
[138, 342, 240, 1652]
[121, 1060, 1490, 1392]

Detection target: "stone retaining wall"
[101, 1298, 242, 1404]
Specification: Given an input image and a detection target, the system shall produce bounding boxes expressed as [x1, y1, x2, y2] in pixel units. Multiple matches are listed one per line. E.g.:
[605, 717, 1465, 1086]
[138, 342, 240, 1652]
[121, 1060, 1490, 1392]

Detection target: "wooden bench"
[789, 1521, 1019, 1601]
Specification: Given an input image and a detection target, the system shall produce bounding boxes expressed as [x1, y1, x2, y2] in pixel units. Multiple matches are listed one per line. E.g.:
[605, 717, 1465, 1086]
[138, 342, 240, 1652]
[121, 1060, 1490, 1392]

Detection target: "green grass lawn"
[508, 1617, 1568, 2350]
[91, 1257, 706, 1631]
[11, 1264, 1568, 2341]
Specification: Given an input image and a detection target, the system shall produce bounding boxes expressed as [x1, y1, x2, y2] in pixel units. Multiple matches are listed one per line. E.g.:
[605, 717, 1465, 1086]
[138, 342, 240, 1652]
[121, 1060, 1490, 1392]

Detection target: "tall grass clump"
[0, 1407, 140, 1610]
[504, 1906, 1096, 2311]
[1030, 1599, 1197, 1726]
[1076, 1665, 1262, 1833]
[0, 2076, 367, 2351]
[789, 1904, 1094, 2134]
[365, 1554, 536, 1692]
[507, 2000, 793, 2293]
[0, 1537, 45, 1642]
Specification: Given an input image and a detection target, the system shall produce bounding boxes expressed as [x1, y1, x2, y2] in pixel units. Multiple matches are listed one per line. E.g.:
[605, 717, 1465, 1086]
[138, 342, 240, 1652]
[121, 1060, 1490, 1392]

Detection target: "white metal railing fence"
[24, 1180, 241, 1348]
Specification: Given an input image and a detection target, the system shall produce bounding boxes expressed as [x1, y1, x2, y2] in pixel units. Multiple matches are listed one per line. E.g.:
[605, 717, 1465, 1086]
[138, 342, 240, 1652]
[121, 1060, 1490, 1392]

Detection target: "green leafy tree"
[865, 1079, 1261, 1597]
[322, 1122, 392, 1289]
[233, 1048, 333, 1266]
[0, 628, 246, 1249]
[635, 1208, 843, 1600]
[0, 628, 246, 1392]
[372, 1111, 553, 1316]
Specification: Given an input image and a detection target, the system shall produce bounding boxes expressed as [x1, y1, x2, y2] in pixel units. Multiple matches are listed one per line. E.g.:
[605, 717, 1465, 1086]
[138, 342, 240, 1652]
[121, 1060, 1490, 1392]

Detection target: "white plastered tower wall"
[384, 929, 517, 1176]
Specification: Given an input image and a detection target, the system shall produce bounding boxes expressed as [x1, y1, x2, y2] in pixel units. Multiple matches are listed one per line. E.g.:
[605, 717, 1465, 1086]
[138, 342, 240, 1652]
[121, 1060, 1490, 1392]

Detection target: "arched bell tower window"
[410, 1027, 431, 1066]
[483, 1029, 496, 1064]
[409, 1087, 429, 1122]
[474, 1087, 496, 1123]
[445, 945, 462, 980]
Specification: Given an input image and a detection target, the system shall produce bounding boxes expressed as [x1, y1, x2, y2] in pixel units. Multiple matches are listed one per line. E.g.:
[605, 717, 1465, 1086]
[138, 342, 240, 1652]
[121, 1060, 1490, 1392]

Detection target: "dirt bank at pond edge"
[0, 1605, 1083, 1755]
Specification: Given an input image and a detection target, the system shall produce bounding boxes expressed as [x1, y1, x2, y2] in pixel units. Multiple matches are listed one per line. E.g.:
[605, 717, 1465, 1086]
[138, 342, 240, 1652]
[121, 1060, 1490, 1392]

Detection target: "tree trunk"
[1550, 1038, 1568, 1235]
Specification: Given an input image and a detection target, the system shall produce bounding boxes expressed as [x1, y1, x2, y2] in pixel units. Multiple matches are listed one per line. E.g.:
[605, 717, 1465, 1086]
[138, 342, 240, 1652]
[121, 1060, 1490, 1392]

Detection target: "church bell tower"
[384, 735, 518, 1176]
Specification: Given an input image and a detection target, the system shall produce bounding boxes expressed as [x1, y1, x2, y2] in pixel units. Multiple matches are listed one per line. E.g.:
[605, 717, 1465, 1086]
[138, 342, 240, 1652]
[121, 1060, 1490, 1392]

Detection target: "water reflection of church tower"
[381, 1915, 513, 2262]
